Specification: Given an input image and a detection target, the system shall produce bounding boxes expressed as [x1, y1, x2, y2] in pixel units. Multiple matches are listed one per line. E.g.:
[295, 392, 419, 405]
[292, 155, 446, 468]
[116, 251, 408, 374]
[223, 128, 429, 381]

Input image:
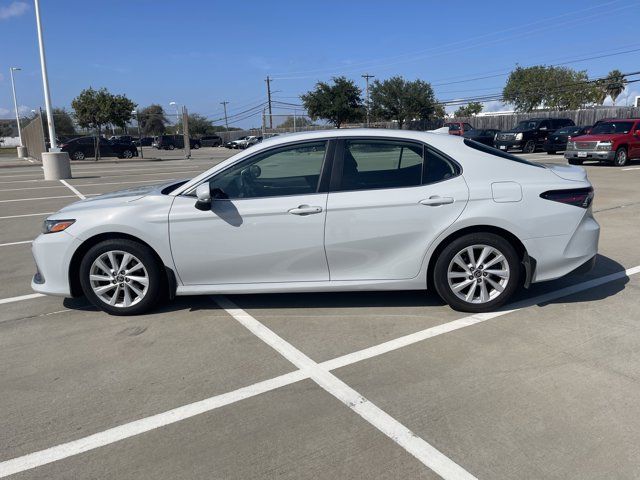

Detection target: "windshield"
[556, 127, 581, 135]
[446, 123, 461, 131]
[513, 120, 540, 131]
[591, 121, 633, 134]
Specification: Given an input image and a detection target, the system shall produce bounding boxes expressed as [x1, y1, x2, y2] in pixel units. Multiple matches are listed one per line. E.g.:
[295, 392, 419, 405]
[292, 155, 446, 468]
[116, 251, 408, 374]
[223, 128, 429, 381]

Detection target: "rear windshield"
[464, 139, 544, 168]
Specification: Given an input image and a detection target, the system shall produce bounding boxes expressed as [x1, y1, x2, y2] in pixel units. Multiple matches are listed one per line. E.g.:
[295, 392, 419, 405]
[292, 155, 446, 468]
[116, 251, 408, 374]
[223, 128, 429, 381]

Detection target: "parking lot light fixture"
[169, 101, 179, 134]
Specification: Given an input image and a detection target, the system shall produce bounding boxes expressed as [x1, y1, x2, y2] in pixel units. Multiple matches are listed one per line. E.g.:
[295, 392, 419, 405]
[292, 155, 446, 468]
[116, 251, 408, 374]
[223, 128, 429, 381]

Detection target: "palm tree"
[605, 69, 627, 106]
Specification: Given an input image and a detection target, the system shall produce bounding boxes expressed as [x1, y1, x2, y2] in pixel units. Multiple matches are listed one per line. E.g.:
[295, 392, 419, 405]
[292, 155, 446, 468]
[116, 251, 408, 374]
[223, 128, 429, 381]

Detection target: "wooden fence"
[451, 107, 640, 131]
[22, 112, 46, 162]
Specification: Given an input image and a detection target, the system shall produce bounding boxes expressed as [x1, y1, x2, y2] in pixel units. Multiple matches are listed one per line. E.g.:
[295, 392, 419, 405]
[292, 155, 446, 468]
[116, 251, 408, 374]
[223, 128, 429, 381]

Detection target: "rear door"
[324, 138, 469, 281]
[630, 121, 640, 159]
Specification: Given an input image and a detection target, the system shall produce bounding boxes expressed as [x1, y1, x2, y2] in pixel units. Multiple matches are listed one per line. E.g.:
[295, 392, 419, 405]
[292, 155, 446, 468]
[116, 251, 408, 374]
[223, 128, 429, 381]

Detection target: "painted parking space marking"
[2, 265, 638, 478]
[0, 240, 32, 247]
[0, 212, 53, 220]
[0, 194, 96, 204]
[0, 178, 179, 193]
[213, 296, 477, 480]
[0, 293, 45, 305]
[59, 180, 86, 200]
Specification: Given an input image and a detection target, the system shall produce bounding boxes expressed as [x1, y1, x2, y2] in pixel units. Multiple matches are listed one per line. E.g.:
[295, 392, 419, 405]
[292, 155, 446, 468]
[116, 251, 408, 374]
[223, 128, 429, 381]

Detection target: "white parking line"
[60, 180, 86, 200]
[0, 240, 32, 247]
[621, 167, 640, 171]
[0, 167, 204, 179]
[1, 265, 639, 478]
[0, 212, 53, 220]
[0, 194, 97, 204]
[213, 296, 477, 480]
[0, 170, 202, 185]
[0, 293, 45, 305]
[0, 178, 179, 192]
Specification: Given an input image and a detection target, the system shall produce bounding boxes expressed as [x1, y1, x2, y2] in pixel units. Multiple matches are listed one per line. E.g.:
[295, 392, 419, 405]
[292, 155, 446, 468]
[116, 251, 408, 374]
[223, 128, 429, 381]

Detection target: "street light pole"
[133, 109, 143, 158]
[169, 101, 179, 133]
[34, 0, 58, 151]
[9, 67, 23, 148]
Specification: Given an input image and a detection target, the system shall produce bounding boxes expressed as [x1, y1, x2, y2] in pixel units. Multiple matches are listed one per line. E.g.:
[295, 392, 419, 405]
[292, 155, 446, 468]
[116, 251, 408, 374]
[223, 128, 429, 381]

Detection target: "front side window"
[591, 121, 633, 134]
[208, 141, 326, 199]
[338, 140, 423, 191]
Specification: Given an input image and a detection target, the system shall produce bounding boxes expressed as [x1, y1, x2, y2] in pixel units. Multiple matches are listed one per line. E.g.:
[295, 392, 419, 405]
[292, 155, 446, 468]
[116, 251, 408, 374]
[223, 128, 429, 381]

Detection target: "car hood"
[544, 163, 588, 182]
[503, 128, 535, 134]
[56, 180, 184, 214]
[570, 134, 622, 142]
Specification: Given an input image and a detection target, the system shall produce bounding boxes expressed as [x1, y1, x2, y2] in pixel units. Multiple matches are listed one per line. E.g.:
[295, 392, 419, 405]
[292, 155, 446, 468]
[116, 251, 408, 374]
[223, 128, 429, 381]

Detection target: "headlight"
[566, 141, 576, 151]
[515, 133, 523, 141]
[596, 141, 612, 151]
[42, 219, 75, 234]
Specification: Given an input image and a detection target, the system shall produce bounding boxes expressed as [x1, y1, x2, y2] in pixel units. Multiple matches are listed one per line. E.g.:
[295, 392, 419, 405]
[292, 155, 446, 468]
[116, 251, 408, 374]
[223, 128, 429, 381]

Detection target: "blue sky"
[1, 0, 639, 128]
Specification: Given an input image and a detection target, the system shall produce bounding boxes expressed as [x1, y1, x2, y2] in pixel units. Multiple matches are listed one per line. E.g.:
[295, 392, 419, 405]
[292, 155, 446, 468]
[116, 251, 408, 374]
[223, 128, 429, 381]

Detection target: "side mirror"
[195, 183, 211, 211]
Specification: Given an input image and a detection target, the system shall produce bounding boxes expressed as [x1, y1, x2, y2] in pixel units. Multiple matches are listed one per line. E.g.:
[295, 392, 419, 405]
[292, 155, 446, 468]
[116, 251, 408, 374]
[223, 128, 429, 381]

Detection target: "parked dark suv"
[200, 135, 222, 147]
[495, 118, 575, 153]
[60, 136, 138, 160]
[154, 134, 202, 150]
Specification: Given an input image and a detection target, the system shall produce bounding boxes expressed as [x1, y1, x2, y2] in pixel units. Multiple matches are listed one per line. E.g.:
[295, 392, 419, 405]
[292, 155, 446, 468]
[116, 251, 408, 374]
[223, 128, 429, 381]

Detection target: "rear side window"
[464, 139, 544, 168]
[423, 148, 460, 184]
[338, 140, 423, 191]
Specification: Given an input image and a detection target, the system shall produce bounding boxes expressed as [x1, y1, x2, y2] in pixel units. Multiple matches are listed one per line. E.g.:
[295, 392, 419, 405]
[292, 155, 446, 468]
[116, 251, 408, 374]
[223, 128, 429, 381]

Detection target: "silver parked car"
[32, 129, 599, 315]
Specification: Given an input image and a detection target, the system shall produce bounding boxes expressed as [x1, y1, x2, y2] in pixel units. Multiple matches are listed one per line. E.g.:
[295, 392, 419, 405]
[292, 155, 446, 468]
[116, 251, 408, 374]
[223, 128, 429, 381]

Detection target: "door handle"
[288, 205, 323, 215]
[419, 196, 454, 206]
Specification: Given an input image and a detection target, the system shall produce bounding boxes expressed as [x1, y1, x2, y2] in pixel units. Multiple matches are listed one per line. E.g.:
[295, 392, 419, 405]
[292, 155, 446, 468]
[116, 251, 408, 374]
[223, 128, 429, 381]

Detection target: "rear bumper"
[564, 150, 615, 161]
[524, 211, 600, 283]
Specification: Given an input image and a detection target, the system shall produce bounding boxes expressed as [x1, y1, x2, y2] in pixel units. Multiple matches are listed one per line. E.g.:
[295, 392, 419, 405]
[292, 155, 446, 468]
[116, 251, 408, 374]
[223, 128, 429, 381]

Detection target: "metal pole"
[265, 76, 273, 129]
[34, 0, 58, 151]
[220, 101, 229, 131]
[293, 109, 297, 133]
[262, 108, 266, 137]
[135, 110, 144, 158]
[9, 68, 23, 146]
[362, 73, 374, 127]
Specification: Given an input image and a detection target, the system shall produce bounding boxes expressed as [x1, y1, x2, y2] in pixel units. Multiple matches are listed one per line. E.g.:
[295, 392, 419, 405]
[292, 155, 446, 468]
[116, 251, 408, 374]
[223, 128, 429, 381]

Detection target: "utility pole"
[220, 101, 229, 131]
[9, 67, 23, 149]
[362, 73, 375, 127]
[265, 76, 273, 129]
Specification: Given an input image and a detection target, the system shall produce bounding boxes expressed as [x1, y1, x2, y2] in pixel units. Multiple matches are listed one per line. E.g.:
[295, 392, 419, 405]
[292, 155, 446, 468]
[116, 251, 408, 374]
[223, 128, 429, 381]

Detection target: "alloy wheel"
[123, 150, 133, 158]
[615, 149, 627, 166]
[89, 250, 149, 308]
[446, 244, 510, 304]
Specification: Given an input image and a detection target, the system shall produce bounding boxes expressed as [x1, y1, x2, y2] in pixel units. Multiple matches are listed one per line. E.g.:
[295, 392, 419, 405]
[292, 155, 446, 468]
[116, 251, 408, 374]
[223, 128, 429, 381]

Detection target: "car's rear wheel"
[168, 144, 175, 150]
[122, 149, 134, 158]
[192, 143, 200, 150]
[79, 239, 164, 315]
[433, 233, 521, 313]
[72, 150, 85, 160]
[523, 140, 536, 153]
[614, 147, 628, 167]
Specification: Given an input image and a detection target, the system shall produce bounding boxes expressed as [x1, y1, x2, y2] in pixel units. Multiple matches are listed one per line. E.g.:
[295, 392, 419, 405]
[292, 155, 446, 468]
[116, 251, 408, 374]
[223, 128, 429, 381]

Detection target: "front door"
[169, 140, 331, 285]
[324, 138, 469, 281]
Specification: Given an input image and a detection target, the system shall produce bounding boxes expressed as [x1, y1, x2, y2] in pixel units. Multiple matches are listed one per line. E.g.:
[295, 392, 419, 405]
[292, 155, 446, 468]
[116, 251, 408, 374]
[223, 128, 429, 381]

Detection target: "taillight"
[540, 187, 594, 208]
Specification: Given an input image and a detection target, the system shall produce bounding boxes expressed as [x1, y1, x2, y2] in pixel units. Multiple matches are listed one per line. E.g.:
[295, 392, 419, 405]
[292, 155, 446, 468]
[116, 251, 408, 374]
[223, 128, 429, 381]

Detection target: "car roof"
[597, 118, 638, 122]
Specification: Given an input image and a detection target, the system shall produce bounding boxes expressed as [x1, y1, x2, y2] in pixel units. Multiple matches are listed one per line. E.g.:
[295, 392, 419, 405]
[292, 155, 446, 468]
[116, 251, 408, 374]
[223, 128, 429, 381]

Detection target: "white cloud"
[602, 88, 639, 107]
[0, 105, 32, 118]
[0, 1, 29, 20]
[0, 107, 10, 117]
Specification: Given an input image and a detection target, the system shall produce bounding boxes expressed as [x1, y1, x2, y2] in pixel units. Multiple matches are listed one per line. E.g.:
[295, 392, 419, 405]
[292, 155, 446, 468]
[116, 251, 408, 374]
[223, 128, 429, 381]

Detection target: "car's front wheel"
[72, 150, 85, 160]
[121, 149, 134, 158]
[433, 233, 521, 313]
[79, 239, 164, 315]
[614, 147, 628, 167]
[523, 140, 536, 153]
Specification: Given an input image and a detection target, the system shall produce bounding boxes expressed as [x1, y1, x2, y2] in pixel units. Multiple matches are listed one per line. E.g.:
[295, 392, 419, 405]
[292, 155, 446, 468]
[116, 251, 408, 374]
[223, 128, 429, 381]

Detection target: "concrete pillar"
[42, 151, 71, 180]
[17, 146, 28, 158]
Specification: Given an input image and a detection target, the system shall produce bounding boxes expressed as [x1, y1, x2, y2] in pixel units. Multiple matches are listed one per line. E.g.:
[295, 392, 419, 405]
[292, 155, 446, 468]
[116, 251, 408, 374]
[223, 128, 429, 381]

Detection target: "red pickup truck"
[565, 118, 640, 166]
[444, 122, 474, 136]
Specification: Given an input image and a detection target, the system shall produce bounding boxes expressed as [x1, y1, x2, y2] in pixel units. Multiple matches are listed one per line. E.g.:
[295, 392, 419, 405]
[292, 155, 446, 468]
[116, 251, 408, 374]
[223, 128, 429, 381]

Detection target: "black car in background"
[134, 136, 154, 147]
[154, 134, 202, 150]
[462, 128, 500, 147]
[60, 136, 138, 160]
[495, 118, 575, 153]
[200, 135, 222, 147]
[543, 125, 592, 154]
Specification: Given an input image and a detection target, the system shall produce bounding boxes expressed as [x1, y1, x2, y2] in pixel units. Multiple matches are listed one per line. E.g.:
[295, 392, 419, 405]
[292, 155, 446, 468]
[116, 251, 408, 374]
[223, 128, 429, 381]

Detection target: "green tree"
[52, 108, 75, 136]
[177, 113, 216, 136]
[454, 102, 483, 118]
[503, 65, 596, 112]
[605, 69, 626, 106]
[277, 116, 313, 129]
[0, 121, 14, 137]
[369, 76, 438, 129]
[301, 76, 363, 128]
[138, 104, 169, 136]
[72, 87, 136, 159]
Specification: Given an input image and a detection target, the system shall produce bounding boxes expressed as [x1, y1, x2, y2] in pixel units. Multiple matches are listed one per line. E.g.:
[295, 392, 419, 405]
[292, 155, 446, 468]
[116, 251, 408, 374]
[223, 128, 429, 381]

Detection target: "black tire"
[432, 232, 521, 313]
[523, 140, 536, 153]
[614, 147, 628, 167]
[192, 143, 200, 150]
[72, 150, 85, 160]
[546, 151, 556, 155]
[568, 158, 583, 165]
[122, 149, 134, 159]
[79, 239, 165, 315]
[168, 144, 175, 151]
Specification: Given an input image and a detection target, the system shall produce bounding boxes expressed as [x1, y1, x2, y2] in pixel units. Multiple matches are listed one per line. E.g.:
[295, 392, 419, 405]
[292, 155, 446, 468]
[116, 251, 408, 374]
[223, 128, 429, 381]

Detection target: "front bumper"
[564, 150, 615, 161]
[495, 140, 523, 151]
[31, 231, 81, 297]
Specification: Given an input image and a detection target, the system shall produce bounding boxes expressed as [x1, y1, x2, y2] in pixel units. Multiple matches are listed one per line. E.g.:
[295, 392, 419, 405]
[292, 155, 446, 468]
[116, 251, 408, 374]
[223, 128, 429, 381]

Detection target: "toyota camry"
[31, 129, 599, 315]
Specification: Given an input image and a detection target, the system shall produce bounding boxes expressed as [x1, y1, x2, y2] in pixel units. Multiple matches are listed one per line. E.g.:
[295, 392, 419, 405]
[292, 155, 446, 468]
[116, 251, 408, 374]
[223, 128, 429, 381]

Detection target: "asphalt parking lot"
[1, 147, 640, 479]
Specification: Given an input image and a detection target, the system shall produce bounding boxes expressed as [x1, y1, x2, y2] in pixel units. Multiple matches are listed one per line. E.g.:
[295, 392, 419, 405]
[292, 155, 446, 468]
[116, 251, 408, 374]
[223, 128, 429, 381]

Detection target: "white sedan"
[32, 129, 599, 315]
